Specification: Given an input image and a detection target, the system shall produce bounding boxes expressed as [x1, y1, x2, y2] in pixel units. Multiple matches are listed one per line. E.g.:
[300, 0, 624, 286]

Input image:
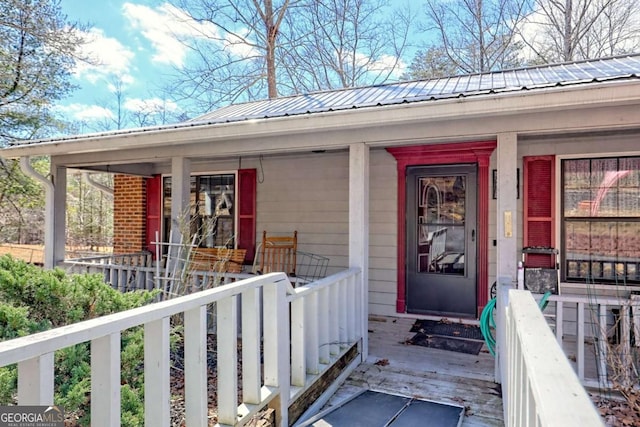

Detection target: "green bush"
[0, 255, 160, 426]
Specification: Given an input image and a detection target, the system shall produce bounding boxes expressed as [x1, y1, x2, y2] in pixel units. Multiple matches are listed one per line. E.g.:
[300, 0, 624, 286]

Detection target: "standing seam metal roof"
[194, 55, 640, 123]
[7, 54, 640, 147]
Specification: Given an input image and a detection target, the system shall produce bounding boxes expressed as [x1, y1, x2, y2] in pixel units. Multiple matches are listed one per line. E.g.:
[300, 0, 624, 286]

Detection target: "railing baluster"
[91, 333, 121, 426]
[263, 281, 289, 427]
[598, 304, 608, 386]
[217, 295, 238, 425]
[109, 267, 117, 291]
[305, 292, 320, 375]
[577, 302, 585, 380]
[339, 279, 348, 349]
[144, 318, 170, 427]
[291, 296, 306, 387]
[621, 304, 632, 384]
[318, 287, 330, 364]
[329, 284, 339, 355]
[346, 275, 356, 343]
[242, 288, 261, 403]
[184, 306, 207, 426]
[555, 300, 564, 345]
[17, 353, 54, 405]
[119, 266, 126, 292]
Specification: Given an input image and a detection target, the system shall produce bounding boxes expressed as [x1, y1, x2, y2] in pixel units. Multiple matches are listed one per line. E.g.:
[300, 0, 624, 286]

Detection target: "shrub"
[0, 255, 160, 425]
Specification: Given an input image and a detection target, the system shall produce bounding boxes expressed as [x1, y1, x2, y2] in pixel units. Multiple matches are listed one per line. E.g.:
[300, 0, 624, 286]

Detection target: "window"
[562, 157, 640, 284]
[163, 174, 236, 248]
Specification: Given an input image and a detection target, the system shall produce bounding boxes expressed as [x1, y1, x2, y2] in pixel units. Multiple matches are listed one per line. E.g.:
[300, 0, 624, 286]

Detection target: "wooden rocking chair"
[255, 230, 297, 277]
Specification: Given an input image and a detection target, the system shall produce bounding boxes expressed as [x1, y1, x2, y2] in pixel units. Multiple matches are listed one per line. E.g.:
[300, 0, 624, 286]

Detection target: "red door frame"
[387, 141, 496, 317]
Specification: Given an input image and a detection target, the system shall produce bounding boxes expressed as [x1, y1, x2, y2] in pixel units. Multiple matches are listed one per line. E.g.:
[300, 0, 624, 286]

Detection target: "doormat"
[407, 333, 484, 355]
[297, 390, 464, 427]
[410, 319, 484, 341]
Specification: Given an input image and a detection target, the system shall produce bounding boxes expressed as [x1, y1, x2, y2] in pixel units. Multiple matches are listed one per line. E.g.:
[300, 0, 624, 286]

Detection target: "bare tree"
[420, 0, 530, 73]
[166, 0, 292, 110]
[66, 171, 113, 250]
[519, 0, 640, 62]
[165, 0, 410, 113]
[0, 158, 46, 244]
[74, 76, 183, 132]
[279, 0, 412, 92]
[98, 77, 129, 131]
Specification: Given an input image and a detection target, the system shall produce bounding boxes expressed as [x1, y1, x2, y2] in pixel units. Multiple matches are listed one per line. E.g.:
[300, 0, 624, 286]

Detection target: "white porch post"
[50, 162, 67, 268]
[495, 132, 519, 383]
[349, 143, 369, 360]
[20, 157, 66, 268]
[496, 132, 519, 281]
[170, 157, 191, 245]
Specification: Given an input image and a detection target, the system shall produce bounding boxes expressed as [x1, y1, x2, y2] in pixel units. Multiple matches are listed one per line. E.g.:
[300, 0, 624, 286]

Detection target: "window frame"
[162, 171, 238, 249]
[560, 156, 640, 285]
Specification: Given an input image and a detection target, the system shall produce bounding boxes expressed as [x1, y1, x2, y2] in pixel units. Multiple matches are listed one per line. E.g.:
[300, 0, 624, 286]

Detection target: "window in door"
[562, 157, 640, 284]
[417, 176, 467, 274]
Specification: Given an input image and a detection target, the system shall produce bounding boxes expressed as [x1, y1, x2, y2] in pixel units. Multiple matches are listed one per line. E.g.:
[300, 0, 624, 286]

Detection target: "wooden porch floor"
[322, 316, 504, 426]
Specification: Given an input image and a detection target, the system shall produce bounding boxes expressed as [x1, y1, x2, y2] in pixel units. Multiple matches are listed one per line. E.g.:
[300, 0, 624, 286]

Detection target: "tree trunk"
[477, 0, 485, 71]
[564, 0, 573, 61]
[264, 0, 278, 99]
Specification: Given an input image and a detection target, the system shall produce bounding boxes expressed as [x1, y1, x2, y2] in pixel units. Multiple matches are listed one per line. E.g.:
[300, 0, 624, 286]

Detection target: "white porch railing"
[504, 290, 603, 427]
[64, 255, 250, 294]
[66, 251, 153, 267]
[65, 252, 157, 292]
[0, 269, 363, 427]
[543, 293, 639, 389]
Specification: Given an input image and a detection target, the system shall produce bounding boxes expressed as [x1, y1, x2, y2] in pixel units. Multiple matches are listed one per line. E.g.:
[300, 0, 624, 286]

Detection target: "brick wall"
[113, 175, 147, 254]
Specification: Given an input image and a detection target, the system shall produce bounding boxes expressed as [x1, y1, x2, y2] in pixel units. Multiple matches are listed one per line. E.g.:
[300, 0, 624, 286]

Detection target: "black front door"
[406, 165, 477, 317]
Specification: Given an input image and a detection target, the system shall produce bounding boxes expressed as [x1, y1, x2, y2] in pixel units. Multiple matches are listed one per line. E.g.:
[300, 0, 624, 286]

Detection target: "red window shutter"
[237, 169, 257, 263]
[523, 156, 555, 268]
[145, 175, 162, 256]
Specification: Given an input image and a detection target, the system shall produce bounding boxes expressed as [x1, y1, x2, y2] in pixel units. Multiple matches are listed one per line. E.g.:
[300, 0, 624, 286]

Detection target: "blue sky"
[57, 0, 413, 130]
[58, 0, 195, 127]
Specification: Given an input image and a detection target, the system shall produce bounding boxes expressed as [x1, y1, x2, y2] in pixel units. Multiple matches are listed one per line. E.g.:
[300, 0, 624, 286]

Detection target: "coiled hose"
[480, 291, 552, 357]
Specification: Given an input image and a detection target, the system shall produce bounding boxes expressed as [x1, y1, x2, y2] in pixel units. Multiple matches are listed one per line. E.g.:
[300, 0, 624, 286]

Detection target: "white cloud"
[73, 28, 135, 84]
[367, 54, 406, 78]
[123, 2, 218, 67]
[348, 52, 406, 79]
[222, 29, 259, 59]
[124, 97, 179, 113]
[57, 104, 114, 121]
[122, 2, 257, 67]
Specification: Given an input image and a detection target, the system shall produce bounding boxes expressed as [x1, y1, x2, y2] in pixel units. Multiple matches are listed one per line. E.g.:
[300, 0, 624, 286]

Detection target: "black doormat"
[410, 318, 484, 341]
[298, 390, 464, 427]
[407, 333, 484, 355]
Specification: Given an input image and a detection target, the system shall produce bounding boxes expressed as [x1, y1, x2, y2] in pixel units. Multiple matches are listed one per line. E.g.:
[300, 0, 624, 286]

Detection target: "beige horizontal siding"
[255, 151, 350, 279]
[368, 149, 398, 315]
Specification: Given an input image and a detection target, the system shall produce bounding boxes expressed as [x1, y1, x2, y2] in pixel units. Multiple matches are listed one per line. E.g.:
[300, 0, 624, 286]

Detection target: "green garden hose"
[480, 291, 552, 357]
[480, 297, 497, 356]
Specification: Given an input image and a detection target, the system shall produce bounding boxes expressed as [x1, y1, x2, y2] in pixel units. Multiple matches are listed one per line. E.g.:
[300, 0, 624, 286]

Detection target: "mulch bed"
[169, 333, 272, 427]
[592, 393, 640, 427]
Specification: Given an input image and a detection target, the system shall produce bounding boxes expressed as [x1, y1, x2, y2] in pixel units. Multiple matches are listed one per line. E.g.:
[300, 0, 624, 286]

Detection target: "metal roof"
[192, 54, 640, 123]
[7, 54, 640, 147]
